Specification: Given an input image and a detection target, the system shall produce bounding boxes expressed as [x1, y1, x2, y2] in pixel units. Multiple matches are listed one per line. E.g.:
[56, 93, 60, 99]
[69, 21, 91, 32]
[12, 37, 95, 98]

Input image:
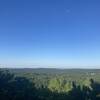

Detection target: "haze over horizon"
[0, 0, 100, 68]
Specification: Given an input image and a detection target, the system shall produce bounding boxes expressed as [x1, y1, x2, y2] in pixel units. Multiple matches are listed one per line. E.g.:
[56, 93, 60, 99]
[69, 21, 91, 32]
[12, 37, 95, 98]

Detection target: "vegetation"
[0, 68, 100, 100]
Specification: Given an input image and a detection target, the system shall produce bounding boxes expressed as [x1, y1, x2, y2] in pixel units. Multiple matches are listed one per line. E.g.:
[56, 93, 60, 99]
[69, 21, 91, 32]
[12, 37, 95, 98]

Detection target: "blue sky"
[0, 0, 100, 68]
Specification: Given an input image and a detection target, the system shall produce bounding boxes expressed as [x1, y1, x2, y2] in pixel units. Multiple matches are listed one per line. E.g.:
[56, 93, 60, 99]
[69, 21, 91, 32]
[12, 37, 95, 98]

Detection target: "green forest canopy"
[0, 68, 100, 100]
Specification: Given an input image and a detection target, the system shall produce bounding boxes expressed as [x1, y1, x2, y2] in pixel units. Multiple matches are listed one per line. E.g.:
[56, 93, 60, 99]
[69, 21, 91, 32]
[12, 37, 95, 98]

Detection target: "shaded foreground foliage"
[0, 69, 100, 100]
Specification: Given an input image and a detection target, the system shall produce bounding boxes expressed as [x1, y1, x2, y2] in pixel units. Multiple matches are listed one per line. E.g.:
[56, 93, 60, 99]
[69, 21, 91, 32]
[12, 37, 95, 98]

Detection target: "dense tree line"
[0, 69, 100, 100]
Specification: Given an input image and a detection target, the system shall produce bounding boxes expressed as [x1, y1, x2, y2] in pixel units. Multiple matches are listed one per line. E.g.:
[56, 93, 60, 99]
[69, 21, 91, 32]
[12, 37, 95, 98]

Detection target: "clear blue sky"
[0, 0, 100, 68]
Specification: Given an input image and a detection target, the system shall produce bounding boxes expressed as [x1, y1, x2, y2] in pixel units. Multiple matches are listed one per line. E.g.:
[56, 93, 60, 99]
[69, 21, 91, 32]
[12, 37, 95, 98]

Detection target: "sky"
[0, 0, 100, 68]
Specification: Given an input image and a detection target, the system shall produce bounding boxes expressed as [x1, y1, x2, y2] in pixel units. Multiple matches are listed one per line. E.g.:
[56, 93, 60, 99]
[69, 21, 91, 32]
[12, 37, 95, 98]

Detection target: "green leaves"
[48, 78, 73, 93]
[0, 69, 100, 100]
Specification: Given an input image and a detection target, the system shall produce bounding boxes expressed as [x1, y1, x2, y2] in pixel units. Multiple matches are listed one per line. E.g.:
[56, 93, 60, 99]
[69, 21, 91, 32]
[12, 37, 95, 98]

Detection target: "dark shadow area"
[0, 70, 100, 100]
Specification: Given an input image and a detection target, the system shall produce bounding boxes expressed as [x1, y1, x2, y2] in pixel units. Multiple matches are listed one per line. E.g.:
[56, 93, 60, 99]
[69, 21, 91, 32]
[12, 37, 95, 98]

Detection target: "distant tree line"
[0, 69, 100, 100]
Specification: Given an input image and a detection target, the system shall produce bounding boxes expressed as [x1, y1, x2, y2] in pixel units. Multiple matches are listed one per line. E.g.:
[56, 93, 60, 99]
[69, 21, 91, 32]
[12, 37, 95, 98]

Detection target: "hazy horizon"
[0, 64, 100, 69]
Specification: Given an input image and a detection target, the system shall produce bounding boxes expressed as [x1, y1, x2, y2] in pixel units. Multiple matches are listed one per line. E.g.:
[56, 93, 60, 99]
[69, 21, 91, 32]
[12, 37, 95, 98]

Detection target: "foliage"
[0, 69, 100, 100]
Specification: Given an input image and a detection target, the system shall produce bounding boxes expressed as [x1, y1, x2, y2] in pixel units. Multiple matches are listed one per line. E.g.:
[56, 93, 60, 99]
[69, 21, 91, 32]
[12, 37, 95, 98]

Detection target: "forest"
[0, 68, 100, 100]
